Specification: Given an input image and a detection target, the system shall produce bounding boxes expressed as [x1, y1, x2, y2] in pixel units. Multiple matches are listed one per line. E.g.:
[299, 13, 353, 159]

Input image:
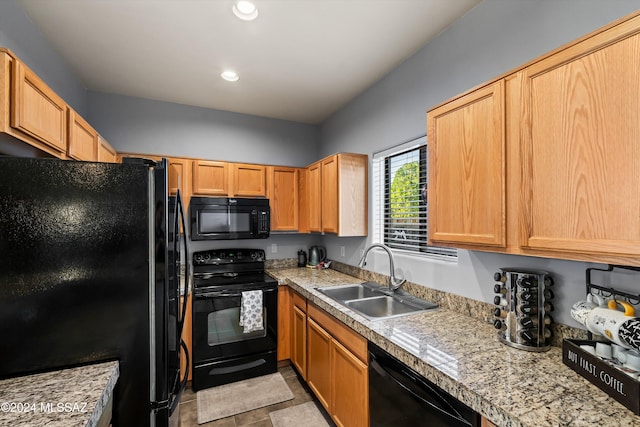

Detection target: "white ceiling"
[18, 0, 479, 124]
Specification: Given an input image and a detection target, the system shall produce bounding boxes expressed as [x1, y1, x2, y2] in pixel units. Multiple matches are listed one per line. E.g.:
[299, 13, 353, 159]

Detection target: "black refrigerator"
[0, 156, 190, 426]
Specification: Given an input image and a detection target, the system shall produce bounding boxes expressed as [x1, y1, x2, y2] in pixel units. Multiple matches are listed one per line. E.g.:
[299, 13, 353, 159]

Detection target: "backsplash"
[268, 258, 588, 347]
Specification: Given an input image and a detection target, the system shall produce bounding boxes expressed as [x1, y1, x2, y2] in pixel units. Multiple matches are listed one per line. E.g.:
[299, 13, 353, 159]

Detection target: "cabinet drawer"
[293, 290, 307, 313]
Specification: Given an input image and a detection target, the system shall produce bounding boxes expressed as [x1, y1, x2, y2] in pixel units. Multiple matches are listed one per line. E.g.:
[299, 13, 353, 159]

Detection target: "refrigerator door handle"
[176, 188, 190, 337]
[168, 339, 190, 415]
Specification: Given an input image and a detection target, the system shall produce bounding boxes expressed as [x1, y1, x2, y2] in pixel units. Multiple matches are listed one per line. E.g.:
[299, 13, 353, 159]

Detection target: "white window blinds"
[372, 137, 457, 258]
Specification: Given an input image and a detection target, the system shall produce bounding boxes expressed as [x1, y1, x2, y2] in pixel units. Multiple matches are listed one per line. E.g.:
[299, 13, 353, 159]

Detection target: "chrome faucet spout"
[358, 243, 406, 291]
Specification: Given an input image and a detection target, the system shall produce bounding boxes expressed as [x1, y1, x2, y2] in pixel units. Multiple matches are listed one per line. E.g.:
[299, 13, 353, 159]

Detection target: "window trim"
[372, 135, 457, 260]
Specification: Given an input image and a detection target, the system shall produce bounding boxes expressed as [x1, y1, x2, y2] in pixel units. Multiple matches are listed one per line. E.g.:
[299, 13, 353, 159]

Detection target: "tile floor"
[179, 365, 336, 426]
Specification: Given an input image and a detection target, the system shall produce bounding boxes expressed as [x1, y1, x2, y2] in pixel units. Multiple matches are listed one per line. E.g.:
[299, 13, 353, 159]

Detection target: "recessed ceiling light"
[232, 1, 258, 21]
[221, 70, 239, 82]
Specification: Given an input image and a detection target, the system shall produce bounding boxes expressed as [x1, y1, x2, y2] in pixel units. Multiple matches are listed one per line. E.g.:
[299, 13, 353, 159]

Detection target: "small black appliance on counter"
[493, 268, 555, 351]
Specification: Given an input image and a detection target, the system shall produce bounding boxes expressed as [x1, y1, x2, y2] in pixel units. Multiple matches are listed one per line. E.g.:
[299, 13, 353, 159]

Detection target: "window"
[372, 137, 456, 259]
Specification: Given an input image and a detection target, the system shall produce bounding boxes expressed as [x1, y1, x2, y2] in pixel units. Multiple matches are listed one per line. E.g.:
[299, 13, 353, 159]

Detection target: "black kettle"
[308, 246, 326, 266]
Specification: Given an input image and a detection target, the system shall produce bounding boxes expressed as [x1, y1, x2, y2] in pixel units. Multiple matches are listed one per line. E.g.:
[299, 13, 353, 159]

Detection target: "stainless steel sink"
[317, 283, 381, 301]
[346, 296, 430, 319]
[316, 282, 437, 320]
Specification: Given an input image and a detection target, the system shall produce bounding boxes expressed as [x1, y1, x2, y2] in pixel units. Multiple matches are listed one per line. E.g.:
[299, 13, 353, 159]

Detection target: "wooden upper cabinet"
[68, 110, 98, 161]
[268, 166, 299, 231]
[97, 136, 118, 163]
[0, 50, 67, 157]
[426, 11, 640, 265]
[427, 80, 506, 248]
[520, 17, 640, 261]
[192, 160, 229, 196]
[321, 155, 339, 234]
[167, 157, 192, 200]
[307, 161, 322, 232]
[298, 168, 310, 233]
[335, 153, 368, 236]
[233, 163, 266, 197]
[305, 154, 368, 236]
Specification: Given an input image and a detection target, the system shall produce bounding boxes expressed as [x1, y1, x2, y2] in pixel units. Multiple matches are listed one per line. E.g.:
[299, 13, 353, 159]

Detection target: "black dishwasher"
[369, 342, 479, 427]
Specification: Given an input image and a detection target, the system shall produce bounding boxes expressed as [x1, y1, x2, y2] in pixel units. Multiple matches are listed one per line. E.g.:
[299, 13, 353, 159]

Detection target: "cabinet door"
[233, 163, 266, 197]
[298, 168, 310, 233]
[308, 162, 322, 232]
[192, 160, 229, 196]
[427, 80, 506, 248]
[97, 136, 118, 163]
[521, 24, 640, 258]
[268, 166, 299, 231]
[291, 304, 307, 379]
[277, 286, 291, 361]
[321, 155, 339, 233]
[307, 318, 332, 412]
[10, 59, 67, 155]
[68, 110, 98, 161]
[167, 157, 192, 209]
[331, 339, 368, 427]
[336, 153, 368, 236]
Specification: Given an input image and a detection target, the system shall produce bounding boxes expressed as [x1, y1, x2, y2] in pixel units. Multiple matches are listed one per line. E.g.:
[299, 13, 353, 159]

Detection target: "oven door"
[192, 284, 277, 389]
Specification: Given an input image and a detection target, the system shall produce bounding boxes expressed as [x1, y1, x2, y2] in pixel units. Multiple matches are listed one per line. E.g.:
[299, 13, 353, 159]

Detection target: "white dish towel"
[240, 290, 264, 333]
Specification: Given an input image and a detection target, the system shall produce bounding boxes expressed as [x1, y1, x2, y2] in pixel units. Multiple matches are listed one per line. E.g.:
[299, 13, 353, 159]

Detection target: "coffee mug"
[587, 293, 608, 307]
[580, 344, 596, 355]
[618, 317, 640, 352]
[586, 300, 637, 348]
[595, 342, 612, 359]
[612, 343, 628, 363]
[624, 350, 640, 371]
[571, 300, 597, 327]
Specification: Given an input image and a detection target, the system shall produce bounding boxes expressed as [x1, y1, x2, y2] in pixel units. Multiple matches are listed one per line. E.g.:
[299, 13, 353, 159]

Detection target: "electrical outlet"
[340, 246, 345, 257]
[271, 243, 277, 253]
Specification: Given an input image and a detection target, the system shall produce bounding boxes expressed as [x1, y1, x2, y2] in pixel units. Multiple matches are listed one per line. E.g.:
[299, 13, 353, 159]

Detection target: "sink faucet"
[358, 243, 406, 291]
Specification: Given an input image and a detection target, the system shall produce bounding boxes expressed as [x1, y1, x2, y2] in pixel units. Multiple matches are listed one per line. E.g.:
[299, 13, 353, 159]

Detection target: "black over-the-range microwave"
[189, 197, 270, 240]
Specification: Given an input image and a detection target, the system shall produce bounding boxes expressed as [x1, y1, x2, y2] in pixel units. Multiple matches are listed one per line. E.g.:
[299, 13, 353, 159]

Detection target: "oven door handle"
[195, 287, 276, 299]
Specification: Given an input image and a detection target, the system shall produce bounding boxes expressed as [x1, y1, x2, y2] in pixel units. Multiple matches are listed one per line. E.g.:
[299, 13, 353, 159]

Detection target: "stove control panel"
[193, 249, 266, 265]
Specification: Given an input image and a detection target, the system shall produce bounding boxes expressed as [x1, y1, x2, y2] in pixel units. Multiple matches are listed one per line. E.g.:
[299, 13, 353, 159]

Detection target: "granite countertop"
[0, 361, 119, 427]
[268, 267, 640, 427]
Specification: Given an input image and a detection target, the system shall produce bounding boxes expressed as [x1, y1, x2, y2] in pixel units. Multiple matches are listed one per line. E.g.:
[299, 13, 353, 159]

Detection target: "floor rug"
[269, 401, 331, 427]
[196, 372, 294, 424]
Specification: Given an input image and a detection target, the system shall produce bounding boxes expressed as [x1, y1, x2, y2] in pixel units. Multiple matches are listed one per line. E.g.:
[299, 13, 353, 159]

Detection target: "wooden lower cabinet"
[307, 303, 368, 427]
[306, 318, 332, 410]
[291, 292, 307, 379]
[277, 286, 291, 361]
[481, 416, 499, 427]
[330, 337, 368, 427]
[277, 289, 369, 427]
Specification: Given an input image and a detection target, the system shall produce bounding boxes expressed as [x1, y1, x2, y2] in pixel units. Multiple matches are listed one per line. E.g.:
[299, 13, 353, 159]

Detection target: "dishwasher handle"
[369, 354, 472, 427]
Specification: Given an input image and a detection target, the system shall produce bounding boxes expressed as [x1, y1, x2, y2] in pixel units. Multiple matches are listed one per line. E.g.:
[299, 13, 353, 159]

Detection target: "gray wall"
[0, 0, 86, 115]
[87, 91, 320, 167]
[320, 0, 640, 328]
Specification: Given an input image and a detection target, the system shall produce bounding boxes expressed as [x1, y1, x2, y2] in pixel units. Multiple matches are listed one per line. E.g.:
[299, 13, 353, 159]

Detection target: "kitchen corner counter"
[268, 267, 640, 427]
[0, 361, 119, 427]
